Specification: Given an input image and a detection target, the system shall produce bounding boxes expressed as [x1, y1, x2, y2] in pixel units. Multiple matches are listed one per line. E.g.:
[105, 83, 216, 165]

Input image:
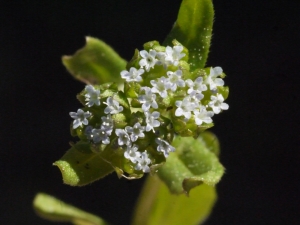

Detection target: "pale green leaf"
[53, 141, 114, 186]
[132, 175, 216, 225]
[62, 37, 126, 85]
[164, 0, 214, 70]
[157, 134, 224, 195]
[33, 193, 109, 225]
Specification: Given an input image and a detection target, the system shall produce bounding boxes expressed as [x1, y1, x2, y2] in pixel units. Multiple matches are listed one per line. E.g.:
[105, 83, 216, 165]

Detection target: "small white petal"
[205, 67, 225, 91]
[85, 85, 101, 107]
[104, 97, 123, 114]
[150, 77, 170, 98]
[135, 151, 151, 173]
[120, 67, 144, 82]
[164, 45, 185, 66]
[138, 87, 158, 111]
[193, 106, 214, 126]
[126, 122, 145, 142]
[115, 129, 131, 146]
[208, 93, 229, 114]
[139, 50, 157, 72]
[69, 109, 91, 129]
[124, 144, 141, 163]
[155, 138, 175, 158]
[145, 111, 160, 132]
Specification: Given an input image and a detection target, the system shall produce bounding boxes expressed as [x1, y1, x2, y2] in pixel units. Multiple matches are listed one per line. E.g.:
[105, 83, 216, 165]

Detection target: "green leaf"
[33, 193, 109, 225]
[62, 37, 127, 85]
[198, 131, 220, 156]
[53, 141, 114, 186]
[164, 0, 214, 70]
[132, 175, 216, 225]
[157, 133, 224, 195]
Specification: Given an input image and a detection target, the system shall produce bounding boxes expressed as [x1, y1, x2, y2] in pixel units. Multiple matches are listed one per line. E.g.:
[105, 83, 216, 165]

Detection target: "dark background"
[1, 0, 299, 224]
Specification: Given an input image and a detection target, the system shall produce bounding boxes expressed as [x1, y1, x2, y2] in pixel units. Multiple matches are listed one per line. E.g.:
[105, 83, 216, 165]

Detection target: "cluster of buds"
[69, 40, 229, 177]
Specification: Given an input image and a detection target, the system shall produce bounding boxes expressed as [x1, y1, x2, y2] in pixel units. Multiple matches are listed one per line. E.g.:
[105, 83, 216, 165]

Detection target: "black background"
[1, 0, 299, 224]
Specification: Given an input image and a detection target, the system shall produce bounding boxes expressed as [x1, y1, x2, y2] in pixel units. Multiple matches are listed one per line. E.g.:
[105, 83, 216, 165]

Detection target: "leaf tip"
[53, 160, 80, 186]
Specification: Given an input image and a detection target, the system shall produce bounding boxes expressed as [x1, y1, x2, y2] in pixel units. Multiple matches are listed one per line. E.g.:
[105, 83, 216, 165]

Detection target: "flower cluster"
[69, 40, 229, 177]
[122, 41, 229, 133]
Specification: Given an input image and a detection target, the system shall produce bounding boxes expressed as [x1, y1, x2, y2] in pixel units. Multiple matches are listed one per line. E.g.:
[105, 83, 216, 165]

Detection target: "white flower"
[115, 129, 131, 146]
[205, 67, 225, 91]
[91, 127, 110, 144]
[155, 138, 175, 158]
[104, 97, 123, 114]
[186, 77, 207, 94]
[145, 111, 160, 132]
[165, 45, 185, 66]
[124, 144, 141, 163]
[189, 91, 204, 108]
[125, 122, 145, 142]
[135, 151, 151, 173]
[138, 87, 158, 111]
[167, 70, 185, 91]
[156, 51, 168, 69]
[139, 50, 157, 72]
[208, 93, 229, 114]
[150, 77, 170, 98]
[85, 85, 101, 107]
[175, 97, 196, 120]
[193, 105, 214, 125]
[86, 125, 111, 144]
[120, 67, 144, 82]
[69, 109, 91, 129]
[101, 114, 114, 135]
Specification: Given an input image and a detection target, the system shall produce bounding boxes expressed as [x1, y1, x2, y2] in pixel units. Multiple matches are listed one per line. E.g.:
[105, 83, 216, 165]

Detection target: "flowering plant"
[33, 0, 229, 224]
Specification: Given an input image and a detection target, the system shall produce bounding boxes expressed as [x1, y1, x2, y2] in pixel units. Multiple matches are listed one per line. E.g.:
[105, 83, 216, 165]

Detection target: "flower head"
[104, 97, 123, 114]
[125, 122, 145, 142]
[186, 77, 207, 94]
[155, 138, 175, 158]
[124, 144, 141, 163]
[167, 70, 185, 91]
[85, 85, 101, 107]
[208, 93, 229, 114]
[150, 77, 170, 98]
[135, 151, 151, 173]
[156, 51, 168, 69]
[165, 45, 185, 66]
[193, 106, 214, 125]
[145, 111, 160, 132]
[138, 87, 158, 111]
[91, 127, 111, 144]
[139, 50, 157, 72]
[120, 67, 144, 82]
[189, 91, 204, 108]
[115, 129, 131, 146]
[69, 109, 91, 129]
[205, 67, 225, 91]
[175, 97, 196, 120]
